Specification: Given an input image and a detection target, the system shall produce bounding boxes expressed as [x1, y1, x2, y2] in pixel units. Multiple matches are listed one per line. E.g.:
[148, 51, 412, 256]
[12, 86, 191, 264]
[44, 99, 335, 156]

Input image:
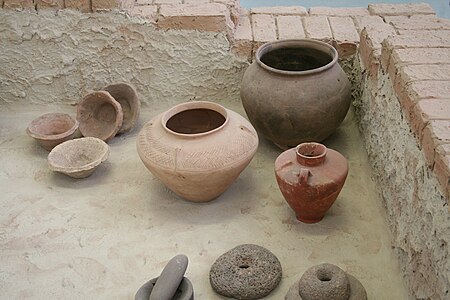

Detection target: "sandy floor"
[0, 101, 410, 299]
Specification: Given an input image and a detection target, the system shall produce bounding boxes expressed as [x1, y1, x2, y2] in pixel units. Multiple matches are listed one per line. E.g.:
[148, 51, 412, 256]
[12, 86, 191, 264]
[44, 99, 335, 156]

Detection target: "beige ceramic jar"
[241, 39, 352, 149]
[136, 101, 259, 202]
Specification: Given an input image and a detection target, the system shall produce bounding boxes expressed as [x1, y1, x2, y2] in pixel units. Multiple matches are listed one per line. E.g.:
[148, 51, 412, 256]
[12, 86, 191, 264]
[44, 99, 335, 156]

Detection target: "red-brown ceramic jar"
[274, 142, 348, 223]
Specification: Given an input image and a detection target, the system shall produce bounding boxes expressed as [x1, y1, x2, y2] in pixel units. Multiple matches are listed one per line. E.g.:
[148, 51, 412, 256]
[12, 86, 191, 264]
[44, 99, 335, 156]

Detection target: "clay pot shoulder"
[241, 39, 352, 149]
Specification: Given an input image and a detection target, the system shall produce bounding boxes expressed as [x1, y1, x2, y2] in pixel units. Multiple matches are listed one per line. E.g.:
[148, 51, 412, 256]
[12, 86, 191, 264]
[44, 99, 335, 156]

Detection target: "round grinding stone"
[209, 244, 282, 299]
[285, 263, 367, 300]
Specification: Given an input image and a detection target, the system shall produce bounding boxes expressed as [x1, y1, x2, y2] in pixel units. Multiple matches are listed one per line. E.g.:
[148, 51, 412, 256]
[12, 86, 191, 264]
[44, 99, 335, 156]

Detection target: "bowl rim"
[103, 82, 141, 134]
[26, 112, 79, 141]
[76, 91, 124, 142]
[48, 137, 110, 173]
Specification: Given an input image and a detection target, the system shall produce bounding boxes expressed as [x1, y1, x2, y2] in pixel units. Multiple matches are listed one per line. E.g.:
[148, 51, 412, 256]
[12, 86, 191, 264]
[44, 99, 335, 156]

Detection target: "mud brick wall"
[0, 1, 449, 298]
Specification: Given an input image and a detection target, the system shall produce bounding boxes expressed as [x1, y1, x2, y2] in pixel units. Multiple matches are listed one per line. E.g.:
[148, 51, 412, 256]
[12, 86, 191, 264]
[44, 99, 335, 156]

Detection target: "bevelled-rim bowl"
[103, 83, 140, 134]
[26, 112, 79, 151]
[48, 137, 110, 179]
[76, 91, 123, 142]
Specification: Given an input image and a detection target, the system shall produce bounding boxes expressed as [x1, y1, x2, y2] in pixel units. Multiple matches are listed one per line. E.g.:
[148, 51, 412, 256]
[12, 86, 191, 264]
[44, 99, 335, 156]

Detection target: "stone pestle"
[149, 254, 189, 300]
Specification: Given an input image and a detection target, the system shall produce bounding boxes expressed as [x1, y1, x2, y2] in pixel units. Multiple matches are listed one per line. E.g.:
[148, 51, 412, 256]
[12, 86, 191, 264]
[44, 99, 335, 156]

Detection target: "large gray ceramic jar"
[240, 39, 351, 149]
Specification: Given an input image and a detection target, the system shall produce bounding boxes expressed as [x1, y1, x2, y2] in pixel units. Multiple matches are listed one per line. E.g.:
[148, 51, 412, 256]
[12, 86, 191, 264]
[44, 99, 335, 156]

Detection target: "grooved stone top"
[368, 2, 435, 16]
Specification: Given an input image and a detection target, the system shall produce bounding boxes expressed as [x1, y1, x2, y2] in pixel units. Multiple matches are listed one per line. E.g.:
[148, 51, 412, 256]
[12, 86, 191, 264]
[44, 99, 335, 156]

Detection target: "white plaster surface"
[0, 10, 247, 106]
[0, 102, 409, 299]
[353, 58, 450, 300]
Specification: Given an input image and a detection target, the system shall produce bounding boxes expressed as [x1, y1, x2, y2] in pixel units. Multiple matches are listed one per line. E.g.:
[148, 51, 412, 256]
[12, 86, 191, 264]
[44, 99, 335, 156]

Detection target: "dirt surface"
[0, 102, 410, 299]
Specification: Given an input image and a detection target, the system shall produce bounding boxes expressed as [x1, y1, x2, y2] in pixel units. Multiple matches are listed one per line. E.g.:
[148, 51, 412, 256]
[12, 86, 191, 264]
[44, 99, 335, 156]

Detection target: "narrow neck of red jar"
[296, 143, 327, 166]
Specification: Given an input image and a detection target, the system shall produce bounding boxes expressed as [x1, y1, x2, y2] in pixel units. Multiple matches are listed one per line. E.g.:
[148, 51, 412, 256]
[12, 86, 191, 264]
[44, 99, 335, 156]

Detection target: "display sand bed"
[0, 101, 409, 299]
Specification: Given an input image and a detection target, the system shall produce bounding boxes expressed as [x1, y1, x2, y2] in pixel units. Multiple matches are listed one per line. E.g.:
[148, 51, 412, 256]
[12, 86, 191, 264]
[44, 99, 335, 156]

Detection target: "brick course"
[158, 3, 233, 32]
[385, 15, 450, 31]
[309, 6, 369, 17]
[368, 3, 435, 16]
[154, 0, 182, 4]
[251, 13, 276, 42]
[328, 16, 359, 43]
[3, 0, 34, 9]
[413, 99, 450, 137]
[434, 144, 450, 197]
[65, 0, 91, 12]
[303, 16, 332, 41]
[92, 0, 134, 11]
[276, 15, 305, 40]
[250, 6, 307, 16]
[390, 48, 450, 66]
[232, 11, 252, 59]
[422, 120, 450, 167]
[131, 5, 158, 22]
[36, 0, 63, 10]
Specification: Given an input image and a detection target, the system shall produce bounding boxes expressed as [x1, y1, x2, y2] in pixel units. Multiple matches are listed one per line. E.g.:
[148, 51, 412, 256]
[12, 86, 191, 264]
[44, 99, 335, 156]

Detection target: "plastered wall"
[353, 57, 450, 300]
[0, 10, 247, 106]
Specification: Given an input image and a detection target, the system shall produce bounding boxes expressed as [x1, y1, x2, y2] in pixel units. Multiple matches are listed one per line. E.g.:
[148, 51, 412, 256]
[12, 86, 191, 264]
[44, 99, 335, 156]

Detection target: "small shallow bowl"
[77, 91, 123, 142]
[103, 83, 140, 134]
[26, 113, 79, 151]
[48, 137, 110, 179]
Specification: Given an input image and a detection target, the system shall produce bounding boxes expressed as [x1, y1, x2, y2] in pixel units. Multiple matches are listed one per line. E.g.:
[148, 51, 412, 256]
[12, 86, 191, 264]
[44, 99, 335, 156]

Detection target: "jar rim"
[161, 101, 229, 138]
[255, 39, 338, 75]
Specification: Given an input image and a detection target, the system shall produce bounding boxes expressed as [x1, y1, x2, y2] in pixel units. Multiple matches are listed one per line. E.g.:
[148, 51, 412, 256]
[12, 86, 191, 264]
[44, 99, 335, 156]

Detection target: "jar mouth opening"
[256, 39, 338, 75]
[296, 142, 327, 159]
[162, 101, 229, 137]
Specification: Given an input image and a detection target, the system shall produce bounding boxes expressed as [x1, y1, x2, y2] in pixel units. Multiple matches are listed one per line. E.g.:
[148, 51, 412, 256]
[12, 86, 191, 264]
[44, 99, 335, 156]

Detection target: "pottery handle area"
[298, 168, 310, 185]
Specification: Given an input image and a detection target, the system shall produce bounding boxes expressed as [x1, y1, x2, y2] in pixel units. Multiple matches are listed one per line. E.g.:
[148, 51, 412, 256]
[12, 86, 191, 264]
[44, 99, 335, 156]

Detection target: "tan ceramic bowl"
[48, 137, 110, 179]
[103, 83, 140, 134]
[77, 91, 123, 142]
[26, 113, 79, 151]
